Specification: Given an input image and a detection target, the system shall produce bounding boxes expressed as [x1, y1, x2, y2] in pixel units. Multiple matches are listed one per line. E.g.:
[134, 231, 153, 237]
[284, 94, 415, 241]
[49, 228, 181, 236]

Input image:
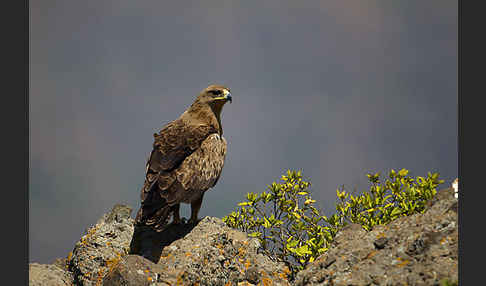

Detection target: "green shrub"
[223, 168, 444, 278]
[223, 170, 327, 277]
[335, 169, 444, 231]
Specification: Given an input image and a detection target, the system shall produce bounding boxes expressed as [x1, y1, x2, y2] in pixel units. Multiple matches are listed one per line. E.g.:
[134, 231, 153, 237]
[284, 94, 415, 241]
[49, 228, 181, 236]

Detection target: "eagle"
[134, 85, 232, 232]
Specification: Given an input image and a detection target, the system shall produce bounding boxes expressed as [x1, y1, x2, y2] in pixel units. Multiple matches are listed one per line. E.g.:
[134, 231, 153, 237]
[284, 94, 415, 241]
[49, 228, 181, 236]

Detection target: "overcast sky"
[30, 0, 457, 263]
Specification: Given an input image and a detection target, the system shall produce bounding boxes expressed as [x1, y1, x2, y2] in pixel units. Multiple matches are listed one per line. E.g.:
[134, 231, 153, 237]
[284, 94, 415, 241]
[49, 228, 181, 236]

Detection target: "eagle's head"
[185, 85, 232, 130]
[198, 84, 232, 104]
[190, 84, 232, 118]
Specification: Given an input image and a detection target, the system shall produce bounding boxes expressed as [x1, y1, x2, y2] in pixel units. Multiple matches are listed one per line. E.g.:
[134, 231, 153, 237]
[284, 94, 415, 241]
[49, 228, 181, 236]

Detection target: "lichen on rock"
[294, 188, 458, 286]
[28, 186, 458, 286]
[114, 216, 291, 286]
[68, 204, 135, 286]
[29, 263, 74, 286]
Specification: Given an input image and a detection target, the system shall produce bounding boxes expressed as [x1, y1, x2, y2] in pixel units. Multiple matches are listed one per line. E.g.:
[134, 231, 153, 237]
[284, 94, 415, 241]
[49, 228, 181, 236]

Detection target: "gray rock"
[28, 186, 458, 286]
[102, 255, 166, 286]
[68, 204, 135, 286]
[294, 187, 458, 286]
[29, 263, 73, 286]
[127, 216, 291, 286]
[373, 237, 388, 249]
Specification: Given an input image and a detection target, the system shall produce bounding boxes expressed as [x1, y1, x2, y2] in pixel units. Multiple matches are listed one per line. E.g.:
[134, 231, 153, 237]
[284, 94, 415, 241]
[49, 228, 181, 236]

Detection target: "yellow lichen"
[395, 257, 410, 267]
[238, 247, 246, 257]
[365, 250, 378, 259]
[244, 259, 251, 270]
[262, 277, 273, 286]
[176, 274, 183, 286]
[95, 268, 105, 286]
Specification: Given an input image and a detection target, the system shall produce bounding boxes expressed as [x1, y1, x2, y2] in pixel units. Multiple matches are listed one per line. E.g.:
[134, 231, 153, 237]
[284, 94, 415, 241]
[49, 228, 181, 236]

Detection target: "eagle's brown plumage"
[134, 85, 232, 232]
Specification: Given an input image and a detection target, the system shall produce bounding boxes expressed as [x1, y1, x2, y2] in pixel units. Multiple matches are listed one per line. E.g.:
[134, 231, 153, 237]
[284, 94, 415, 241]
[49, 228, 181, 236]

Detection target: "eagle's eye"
[208, 89, 222, 96]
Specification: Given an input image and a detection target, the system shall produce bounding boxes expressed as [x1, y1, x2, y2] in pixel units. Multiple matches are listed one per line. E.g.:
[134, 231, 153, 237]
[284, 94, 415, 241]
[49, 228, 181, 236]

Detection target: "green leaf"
[286, 240, 299, 248]
[263, 217, 271, 228]
[304, 198, 316, 205]
[390, 208, 401, 217]
[248, 232, 262, 238]
[294, 245, 312, 256]
[398, 168, 409, 177]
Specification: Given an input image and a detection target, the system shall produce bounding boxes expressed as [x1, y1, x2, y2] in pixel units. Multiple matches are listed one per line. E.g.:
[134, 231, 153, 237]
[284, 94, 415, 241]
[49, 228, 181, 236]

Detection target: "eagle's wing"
[141, 120, 217, 201]
[150, 119, 217, 172]
[135, 120, 218, 228]
[175, 133, 227, 192]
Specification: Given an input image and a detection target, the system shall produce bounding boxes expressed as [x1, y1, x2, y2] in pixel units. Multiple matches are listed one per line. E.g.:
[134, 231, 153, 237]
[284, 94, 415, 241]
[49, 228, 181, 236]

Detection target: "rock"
[294, 187, 458, 286]
[128, 218, 196, 263]
[245, 266, 261, 285]
[102, 255, 166, 286]
[68, 204, 135, 286]
[29, 263, 73, 286]
[29, 185, 458, 286]
[373, 237, 388, 249]
[53, 257, 70, 271]
[128, 216, 291, 285]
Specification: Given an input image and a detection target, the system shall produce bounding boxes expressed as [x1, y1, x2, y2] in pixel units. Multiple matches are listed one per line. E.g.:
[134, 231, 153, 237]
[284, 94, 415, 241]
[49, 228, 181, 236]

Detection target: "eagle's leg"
[170, 204, 181, 224]
[188, 194, 204, 224]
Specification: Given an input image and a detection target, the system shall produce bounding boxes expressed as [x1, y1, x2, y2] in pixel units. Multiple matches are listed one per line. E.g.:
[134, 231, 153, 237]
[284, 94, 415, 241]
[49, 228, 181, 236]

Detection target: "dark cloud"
[30, 0, 457, 263]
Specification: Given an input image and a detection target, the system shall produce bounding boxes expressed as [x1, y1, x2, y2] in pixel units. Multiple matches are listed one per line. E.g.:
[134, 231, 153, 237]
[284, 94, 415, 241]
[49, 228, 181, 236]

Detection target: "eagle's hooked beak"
[215, 90, 232, 104]
[224, 89, 232, 104]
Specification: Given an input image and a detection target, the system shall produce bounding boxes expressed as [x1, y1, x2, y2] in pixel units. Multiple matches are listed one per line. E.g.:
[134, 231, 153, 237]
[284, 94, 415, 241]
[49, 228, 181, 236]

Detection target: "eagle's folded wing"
[140, 121, 217, 204]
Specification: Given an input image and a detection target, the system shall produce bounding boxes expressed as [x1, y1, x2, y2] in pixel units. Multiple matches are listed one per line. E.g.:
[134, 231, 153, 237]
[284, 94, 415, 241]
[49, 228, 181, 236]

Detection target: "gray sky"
[30, 0, 457, 263]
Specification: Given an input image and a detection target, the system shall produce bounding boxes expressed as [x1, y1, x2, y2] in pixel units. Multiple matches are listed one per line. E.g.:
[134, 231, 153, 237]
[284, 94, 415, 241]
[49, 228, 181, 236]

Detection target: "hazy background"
[30, 0, 457, 263]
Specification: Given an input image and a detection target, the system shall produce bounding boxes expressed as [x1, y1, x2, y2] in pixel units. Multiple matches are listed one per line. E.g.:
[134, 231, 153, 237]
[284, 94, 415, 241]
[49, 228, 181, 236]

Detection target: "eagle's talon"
[187, 218, 200, 225]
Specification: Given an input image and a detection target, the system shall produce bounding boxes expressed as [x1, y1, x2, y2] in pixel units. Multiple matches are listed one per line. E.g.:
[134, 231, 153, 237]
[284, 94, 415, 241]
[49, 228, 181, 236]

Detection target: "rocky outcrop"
[102, 255, 165, 286]
[294, 187, 458, 286]
[29, 187, 458, 286]
[107, 217, 291, 285]
[67, 204, 135, 286]
[29, 263, 74, 286]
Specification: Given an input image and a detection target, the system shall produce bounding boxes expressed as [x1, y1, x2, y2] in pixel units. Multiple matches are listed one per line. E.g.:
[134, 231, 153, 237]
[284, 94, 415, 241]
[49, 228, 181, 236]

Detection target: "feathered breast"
[175, 133, 227, 192]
